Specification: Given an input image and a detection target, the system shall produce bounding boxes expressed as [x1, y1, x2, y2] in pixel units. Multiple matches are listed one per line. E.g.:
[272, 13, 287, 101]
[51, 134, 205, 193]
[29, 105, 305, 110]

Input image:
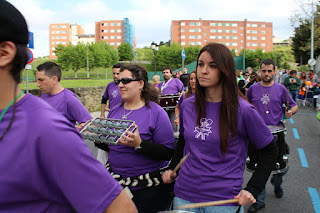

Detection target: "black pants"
[132, 183, 174, 213]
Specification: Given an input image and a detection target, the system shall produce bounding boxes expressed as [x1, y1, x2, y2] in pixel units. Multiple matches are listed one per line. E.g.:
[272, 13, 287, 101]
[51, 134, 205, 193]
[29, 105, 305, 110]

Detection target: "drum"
[159, 94, 180, 111]
[246, 125, 288, 174]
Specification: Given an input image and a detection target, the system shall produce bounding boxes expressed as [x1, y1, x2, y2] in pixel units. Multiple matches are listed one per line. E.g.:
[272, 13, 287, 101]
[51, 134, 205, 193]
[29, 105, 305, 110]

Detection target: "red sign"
[27, 49, 33, 64]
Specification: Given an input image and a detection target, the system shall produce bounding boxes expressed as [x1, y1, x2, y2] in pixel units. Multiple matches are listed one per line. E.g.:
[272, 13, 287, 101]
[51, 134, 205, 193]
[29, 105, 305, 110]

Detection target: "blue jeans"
[173, 197, 243, 213]
[289, 90, 298, 102]
[256, 168, 289, 206]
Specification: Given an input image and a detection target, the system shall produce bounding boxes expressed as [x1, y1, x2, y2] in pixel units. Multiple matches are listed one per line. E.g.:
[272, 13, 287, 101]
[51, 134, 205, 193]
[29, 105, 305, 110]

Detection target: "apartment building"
[49, 23, 85, 60]
[95, 18, 135, 49]
[171, 19, 273, 54]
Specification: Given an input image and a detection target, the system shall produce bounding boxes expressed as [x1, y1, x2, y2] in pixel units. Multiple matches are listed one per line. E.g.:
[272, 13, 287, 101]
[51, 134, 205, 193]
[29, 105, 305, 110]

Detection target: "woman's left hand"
[117, 124, 142, 148]
[234, 190, 256, 206]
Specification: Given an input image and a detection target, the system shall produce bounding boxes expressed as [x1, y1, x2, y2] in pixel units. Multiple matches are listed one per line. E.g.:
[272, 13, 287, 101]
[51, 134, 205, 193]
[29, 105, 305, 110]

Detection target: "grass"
[19, 79, 113, 90]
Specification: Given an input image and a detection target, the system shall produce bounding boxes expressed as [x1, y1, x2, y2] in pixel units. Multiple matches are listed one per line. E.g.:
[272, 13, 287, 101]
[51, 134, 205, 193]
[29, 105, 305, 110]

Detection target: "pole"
[311, 1, 315, 70]
[87, 45, 89, 78]
[154, 51, 157, 76]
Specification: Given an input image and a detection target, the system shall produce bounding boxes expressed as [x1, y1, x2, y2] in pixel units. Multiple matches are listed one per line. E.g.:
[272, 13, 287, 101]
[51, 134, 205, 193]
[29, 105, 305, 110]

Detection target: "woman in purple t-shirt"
[174, 71, 196, 126]
[96, 65, 175, 213]
[162, 43, 278, 213]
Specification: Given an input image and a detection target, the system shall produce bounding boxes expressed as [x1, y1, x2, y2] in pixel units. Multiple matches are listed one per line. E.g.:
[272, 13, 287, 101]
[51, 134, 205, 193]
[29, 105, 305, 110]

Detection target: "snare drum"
[246, 125, 288, 174]
[159, 94, 180, 111]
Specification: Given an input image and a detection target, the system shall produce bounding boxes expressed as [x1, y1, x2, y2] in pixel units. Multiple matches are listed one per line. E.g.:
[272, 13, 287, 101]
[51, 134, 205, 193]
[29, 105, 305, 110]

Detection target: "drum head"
[267, 125, 285, 133]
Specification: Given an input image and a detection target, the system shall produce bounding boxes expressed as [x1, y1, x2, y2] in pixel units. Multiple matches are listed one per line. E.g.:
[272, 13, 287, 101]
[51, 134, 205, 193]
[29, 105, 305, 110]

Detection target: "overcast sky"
[8, 0, 305, 57]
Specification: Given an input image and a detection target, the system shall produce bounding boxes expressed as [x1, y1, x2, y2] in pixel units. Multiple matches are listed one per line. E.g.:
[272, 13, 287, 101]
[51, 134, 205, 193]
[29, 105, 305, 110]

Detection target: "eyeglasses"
[245, 74, 250, 76]
[117, 78, 140, 84]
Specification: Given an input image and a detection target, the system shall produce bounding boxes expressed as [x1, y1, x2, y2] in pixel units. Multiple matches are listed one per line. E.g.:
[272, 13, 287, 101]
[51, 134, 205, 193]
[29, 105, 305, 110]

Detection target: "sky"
[8, 0, 305, 57]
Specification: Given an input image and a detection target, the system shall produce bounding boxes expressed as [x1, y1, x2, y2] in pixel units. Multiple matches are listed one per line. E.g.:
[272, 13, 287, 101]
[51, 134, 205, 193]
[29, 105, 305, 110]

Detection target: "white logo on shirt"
[261, 94, 270, 105]
[112, 90, 118, 98]
[194, 118, 213, 140]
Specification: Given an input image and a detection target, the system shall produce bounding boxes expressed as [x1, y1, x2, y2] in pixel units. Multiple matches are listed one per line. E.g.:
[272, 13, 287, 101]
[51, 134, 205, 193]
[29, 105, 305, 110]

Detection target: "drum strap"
[105, 163, 167, 188]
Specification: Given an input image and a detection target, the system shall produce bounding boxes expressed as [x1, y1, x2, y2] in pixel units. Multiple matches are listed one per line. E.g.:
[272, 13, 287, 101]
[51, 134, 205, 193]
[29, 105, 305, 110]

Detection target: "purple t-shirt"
[107, 101, 175, 178]
[174, 96, 273, 204]
[103, 81, 122, 109]
[247, 82, 297, 126]
[177, 93, 194, 107]
[156, 78, 184, 95]
[41, 89, 92, 125]
[0, 94, 122, 213]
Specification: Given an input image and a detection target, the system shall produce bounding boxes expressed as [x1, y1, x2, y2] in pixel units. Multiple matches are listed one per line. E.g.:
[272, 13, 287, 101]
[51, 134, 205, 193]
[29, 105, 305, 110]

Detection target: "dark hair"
[290, 70, 297, 75]
[260, 59, 276, 70]
[37, 62, 62, 82]
[9, 44, 29, 84]
[113, 63, 122, 69]
[120, 65, 159, 107]
[185, 71, 196, 99]
[162, 67, 172, 74]
[301, 82, 306, 88]
[195, 43, 241, 154]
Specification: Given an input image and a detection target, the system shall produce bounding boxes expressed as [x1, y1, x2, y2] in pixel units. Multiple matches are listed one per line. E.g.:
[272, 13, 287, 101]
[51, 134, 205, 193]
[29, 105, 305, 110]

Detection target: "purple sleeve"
[103, 84, 110, 100]
[152, 105, 175, 149]
[247, 86, 252, 102]
[67, 95, 92, 124]
[241, 102, 274, 149]
[176, 79, 184, 92]
[177, 94, 185, 107]
[38, 118, 122, 213]
[156, 82, 162, 90]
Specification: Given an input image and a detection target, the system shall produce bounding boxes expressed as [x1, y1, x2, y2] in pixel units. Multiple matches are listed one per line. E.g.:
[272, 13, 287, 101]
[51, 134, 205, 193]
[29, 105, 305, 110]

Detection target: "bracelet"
[175, 115, 179, 118]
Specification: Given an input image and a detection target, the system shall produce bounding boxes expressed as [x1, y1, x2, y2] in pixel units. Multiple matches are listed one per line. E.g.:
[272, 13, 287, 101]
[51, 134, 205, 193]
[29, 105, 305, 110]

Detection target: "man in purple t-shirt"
[0, 2, 137, 212]
[247, 59, 298, 213]
[100, 63, 122, 118]
[36, 62, 92, 129]
[156, 67, 184, 131]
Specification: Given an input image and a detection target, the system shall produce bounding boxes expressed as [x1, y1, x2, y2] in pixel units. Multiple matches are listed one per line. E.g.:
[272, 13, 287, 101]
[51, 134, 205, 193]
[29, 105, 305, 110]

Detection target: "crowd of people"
[1, 1, 319, 212]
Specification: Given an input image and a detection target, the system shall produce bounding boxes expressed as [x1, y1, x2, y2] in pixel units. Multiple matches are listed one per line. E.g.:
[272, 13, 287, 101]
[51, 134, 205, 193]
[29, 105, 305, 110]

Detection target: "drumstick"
[177, 198, 239, 209]
[171, 153, 190, 177]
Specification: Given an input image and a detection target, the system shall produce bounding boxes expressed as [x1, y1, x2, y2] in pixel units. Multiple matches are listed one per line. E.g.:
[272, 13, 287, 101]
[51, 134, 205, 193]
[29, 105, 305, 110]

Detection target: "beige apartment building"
[171, 19, 273, 54]
[49, 23, 85, 60]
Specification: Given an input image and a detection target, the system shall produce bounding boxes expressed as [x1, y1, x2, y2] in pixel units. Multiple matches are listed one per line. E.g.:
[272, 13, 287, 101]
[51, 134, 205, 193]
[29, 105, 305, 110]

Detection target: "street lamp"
[151, 41, 159, 75]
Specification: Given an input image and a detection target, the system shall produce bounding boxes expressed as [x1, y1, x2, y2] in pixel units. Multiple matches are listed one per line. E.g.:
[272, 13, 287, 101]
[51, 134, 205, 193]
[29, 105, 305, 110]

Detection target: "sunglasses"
[245, 74, 250, 76]
[117, 78, 140, 84]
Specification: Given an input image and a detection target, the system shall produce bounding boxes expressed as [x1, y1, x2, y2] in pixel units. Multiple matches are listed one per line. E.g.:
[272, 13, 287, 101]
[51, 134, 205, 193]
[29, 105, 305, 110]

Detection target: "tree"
[118, 42, 134, 61]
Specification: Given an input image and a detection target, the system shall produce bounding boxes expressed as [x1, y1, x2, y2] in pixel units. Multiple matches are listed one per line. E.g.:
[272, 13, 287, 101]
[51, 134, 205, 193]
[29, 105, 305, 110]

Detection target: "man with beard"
[156, 67, 184, 131]
[100, 63, 122, 118]
[246, 59, 298, 213]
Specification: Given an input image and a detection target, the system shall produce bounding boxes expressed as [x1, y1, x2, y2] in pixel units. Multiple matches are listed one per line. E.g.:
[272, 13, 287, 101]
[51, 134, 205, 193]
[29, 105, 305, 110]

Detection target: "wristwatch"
[134, 145, 142, 151]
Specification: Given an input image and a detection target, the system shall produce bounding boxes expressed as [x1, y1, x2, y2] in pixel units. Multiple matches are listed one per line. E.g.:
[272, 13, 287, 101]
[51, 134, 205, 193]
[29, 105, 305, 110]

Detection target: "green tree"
[118, 42, 134, 61]
[184, 45, 202, 65]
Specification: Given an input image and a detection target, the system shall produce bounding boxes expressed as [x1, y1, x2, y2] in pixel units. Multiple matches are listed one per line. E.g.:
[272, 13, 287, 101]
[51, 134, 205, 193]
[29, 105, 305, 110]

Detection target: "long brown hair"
[195, 43, 239, 154]
[185, 71, 196, 99]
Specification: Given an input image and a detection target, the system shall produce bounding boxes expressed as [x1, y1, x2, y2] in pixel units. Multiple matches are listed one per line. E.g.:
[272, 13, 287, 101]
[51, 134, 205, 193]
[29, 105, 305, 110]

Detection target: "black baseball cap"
[0, 0, 29, 44]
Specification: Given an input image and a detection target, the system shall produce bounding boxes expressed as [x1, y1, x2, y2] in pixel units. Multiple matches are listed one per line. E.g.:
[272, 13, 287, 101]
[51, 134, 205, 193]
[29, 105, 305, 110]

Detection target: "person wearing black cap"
[0, 1, 137, 212]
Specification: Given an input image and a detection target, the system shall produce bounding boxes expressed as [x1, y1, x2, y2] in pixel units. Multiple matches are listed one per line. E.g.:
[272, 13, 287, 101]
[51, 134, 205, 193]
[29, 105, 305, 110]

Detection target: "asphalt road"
[243, 106, 320, 213]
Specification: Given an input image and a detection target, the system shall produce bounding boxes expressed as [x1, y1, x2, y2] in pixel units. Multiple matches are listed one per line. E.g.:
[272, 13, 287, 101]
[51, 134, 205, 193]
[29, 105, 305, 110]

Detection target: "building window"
[181, 29, 185, 32]
[261, 30, 266, 34]
[225, 36, 230, 39]
[111, 29, 115, 33]
[231, 30, 238, 33]
[52, 42, 56, 44]
[62, 36, 67, 39]
[210, 29, 216, 33]
[111, 23, 115, 26]
[52, 36, 56, 39]
[226, 42, 230, 46]
[181, 35, 185, 39]
[210, 23, 216, 26]
[102, 29, 108, 33]
[189, 29, 201, 32]
[218, 36, 222, 39]
[218, 29, 222, 33]
[110, 36, 115, 39]
[210, 36, 216, 39]
[189, 35, 201, 39]
[117, 42, 121, 45]
[117, 36, 121, 39]
[117, 29, 122, 33]
[247, 36, 257, 40]
[261, 37, 266, 40]
[117, 23, 121, 26]
[110, 42, 115, 45]
[261, 43, 266, 47]
[248, 43, 258, 46]
[189, 22, 201, 26]
[181, 22, 185, 26]
[102, 36, 108, 39]
[232, 43, 238, 46]
[231, 36, 238, 39]
[231, 23, 238, 27]
[181, 42, 186, 45]
[247, 30, 258, 34]
[218, 23, 222, 26]
[62, 41, 67, 44]
[261, 24, 265, 27]
[247, 24, 258, 27]
[102, 23, 108, 26]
